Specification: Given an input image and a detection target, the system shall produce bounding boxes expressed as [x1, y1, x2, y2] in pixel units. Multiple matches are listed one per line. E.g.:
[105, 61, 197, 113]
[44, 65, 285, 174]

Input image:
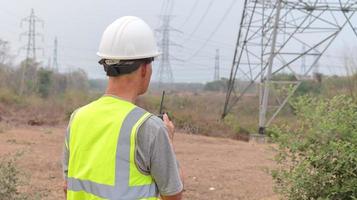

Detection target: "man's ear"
[140, 64, 147, 77]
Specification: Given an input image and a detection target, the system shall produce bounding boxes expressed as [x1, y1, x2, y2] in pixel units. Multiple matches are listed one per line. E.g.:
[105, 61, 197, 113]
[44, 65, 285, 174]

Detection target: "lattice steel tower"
[20, 8, 44, 62]
[214, 49, 220, 81]
[156, 0, 182, 88]
[222, 0, 357, 134]
[52, 37, 59, 72]
[157, 15, 174, 87]
[19, 8, 44, 95]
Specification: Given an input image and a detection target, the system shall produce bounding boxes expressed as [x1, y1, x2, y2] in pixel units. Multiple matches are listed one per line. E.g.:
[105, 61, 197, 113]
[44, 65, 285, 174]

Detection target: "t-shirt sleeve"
[63, 125, 69, 180]
[63, 110, 78, 180]
[136, 116, 183, 196]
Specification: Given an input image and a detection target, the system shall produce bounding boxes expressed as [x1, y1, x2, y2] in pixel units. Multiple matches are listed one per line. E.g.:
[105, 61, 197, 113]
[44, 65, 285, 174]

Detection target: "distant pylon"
[47, 56, 51, 68]
[313, 49, 320, 75]
[52, 37, 59, 72]
[19, 8, 44, 95]
[156, 0, 182, 88]
[157, 15, 174, 87]
[20, 8, 44, 62]
[214, 49, 220, 81]
[301, 45, 306, 75]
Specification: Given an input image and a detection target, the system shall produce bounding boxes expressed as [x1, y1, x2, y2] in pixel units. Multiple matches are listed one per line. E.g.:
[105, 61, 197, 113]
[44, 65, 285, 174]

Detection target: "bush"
[204, 79, 228, 92]
[0, 88, 23, 105]
[0, 155, 28, 200]
[37, 68, 53, 98]
[271, 95, 357, 200]
[295, 81, 322, 96]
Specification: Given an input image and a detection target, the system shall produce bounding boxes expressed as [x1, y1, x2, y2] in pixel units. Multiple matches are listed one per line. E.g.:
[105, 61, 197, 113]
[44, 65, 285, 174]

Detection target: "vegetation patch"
[271, 95, 357, 200]
[0, 154, 29, 200]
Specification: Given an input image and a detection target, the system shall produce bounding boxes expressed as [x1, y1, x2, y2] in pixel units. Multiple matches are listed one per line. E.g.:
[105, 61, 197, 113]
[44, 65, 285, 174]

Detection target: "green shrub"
[37, 68, 53, 98]
[295, 81, 322, 96]
[0, 155, 28, 200]
[204, 79, 228, 92]
[271, 95, 357, 200]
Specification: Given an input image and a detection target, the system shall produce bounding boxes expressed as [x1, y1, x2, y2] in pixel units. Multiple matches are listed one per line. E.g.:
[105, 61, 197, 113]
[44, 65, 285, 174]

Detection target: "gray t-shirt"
[135, 115, 183, 196]
[63, 112, 183, 197]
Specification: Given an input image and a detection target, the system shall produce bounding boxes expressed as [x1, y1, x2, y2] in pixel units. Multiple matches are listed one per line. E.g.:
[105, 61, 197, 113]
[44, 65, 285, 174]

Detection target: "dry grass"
[138, 91, 278, 140]
[0, 88, 98, 127]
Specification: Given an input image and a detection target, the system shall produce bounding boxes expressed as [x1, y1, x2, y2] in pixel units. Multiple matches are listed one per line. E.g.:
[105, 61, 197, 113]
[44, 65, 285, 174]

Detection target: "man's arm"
[160, 114, 184, 200]
[140, 114, 183, 198]
[161, 192, 183, 200]
[63, 111, 77, 199]
[62, 127, 69, 199]
[162, 114, 185, 187]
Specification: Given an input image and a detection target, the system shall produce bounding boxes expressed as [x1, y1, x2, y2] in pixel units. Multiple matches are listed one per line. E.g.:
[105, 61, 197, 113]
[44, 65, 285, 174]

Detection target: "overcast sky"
[0, 0, 356, 83]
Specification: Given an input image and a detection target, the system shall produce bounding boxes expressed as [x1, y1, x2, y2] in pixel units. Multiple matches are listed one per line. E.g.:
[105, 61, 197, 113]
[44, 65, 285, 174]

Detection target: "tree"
[37, 68, 52, 98]
[204, 78, 228, 92]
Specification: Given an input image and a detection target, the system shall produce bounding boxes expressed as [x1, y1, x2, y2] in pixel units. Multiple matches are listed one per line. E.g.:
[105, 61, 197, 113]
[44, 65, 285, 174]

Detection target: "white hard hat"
[97, 16, 161, 60]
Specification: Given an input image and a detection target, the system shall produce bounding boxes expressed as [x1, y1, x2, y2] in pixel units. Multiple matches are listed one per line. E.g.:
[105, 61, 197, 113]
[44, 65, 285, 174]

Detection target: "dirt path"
[0, 125, 278, 200]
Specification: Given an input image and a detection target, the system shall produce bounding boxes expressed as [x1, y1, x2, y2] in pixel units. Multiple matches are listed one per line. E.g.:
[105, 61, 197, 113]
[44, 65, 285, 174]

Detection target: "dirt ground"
[0, 125, 278, 200]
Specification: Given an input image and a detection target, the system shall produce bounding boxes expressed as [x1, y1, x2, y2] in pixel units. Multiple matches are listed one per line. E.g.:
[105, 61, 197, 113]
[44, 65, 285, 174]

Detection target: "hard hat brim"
[97, 52, 162, 60]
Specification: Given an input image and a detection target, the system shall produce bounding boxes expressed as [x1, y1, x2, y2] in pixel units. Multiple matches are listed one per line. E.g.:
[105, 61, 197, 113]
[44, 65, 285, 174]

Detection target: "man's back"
[64, 96, 183, 199]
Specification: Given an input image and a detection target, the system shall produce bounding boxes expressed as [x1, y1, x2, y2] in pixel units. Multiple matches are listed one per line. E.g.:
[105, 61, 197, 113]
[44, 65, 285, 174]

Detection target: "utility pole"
[214, 49, 220, 81]
[19, 8, 44, 95]
[52, 37, 59, 72]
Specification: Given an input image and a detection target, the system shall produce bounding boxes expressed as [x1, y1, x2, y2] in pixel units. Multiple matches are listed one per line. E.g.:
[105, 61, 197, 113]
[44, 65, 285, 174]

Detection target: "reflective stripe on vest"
[67, 96, 160, 200]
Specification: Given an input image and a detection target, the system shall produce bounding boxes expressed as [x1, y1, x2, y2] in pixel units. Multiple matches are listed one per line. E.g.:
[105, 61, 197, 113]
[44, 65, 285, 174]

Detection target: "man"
[63, 16, 184, 200]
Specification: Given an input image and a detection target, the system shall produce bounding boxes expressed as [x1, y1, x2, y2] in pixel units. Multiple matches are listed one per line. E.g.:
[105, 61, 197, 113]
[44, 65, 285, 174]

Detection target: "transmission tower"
[47, 56, 51, 68]
[19, 8, 44, 62]
[301, 45, 306, 76]
[214, 49, 220, 81]
[222, 0, 357, 134]
[19, 8, 44, 95]
[156, 0, 182, 88]
[52, 37, 59, 72]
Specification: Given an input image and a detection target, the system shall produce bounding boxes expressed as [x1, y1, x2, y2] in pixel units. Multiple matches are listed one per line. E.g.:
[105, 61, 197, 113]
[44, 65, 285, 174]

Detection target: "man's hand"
[63, 180, 67, 199]
[161, 192, 183, 200]
[163, 113, 175, 143]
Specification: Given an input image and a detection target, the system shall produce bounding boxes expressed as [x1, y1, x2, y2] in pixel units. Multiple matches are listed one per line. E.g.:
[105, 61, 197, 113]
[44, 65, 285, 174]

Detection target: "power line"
[185, 0, 238, 61]
[179, 0, 200, 28]
[183, 0, 214, 42]
[0, 7, 22, 18]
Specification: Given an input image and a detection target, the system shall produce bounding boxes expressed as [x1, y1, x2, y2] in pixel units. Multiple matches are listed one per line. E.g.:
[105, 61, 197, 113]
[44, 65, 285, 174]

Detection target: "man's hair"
[99, 57, 154, 77]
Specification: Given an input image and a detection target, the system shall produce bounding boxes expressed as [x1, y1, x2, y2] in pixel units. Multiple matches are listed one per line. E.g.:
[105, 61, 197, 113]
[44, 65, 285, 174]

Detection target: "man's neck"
[105, 77, 139, 103]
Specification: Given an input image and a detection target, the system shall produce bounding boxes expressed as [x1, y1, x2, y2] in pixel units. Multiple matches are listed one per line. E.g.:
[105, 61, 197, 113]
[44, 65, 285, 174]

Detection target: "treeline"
[0, 39, 95, 124]
[0, 58, 94, 124]
[0, 39, 90, 99]
[203, 73, 357, 98]
[0, 58, 89, 99]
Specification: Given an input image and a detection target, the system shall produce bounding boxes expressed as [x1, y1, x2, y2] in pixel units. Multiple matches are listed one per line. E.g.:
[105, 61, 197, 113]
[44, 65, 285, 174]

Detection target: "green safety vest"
[66, 96, 160, 200]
